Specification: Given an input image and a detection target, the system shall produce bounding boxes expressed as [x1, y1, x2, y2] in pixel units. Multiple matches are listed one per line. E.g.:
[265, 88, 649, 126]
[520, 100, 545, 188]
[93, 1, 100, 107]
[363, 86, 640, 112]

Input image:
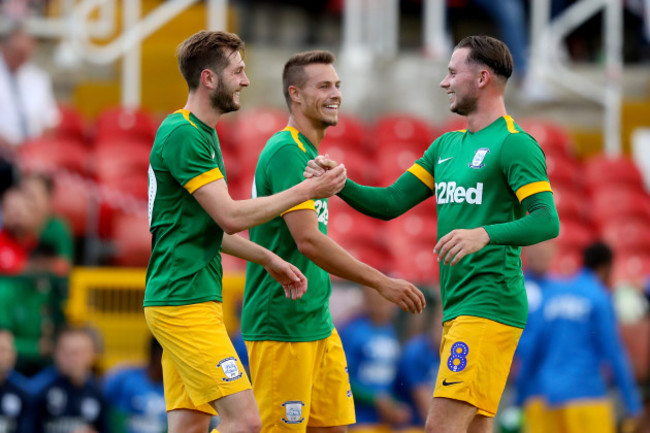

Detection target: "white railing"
[529, 0, 623, 156]
[1, 0, 227, 107]
[4, 0, 624, 154]
[422, 0, 623, 155]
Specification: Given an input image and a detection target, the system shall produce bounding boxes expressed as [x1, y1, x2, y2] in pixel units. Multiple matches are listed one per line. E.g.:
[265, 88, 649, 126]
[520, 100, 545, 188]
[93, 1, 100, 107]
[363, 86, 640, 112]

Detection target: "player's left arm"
[435, 134, 560, 266]
[221, 233, 307, 300]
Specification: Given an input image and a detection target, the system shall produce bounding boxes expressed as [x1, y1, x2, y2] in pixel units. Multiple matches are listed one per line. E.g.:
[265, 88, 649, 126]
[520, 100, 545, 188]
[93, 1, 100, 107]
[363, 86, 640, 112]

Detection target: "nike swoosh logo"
[442, 378, 463, 386]
[438, 157, 453, 164]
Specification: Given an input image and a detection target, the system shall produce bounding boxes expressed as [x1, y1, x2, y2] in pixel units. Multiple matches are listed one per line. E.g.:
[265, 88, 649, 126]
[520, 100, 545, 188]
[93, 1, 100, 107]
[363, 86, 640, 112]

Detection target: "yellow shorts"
[522, 397, 549, 433]
[547, 399, 615, 433]
[245, 328, 356, 431]
[144, 301, 251, 415]
[433, 316, 522, 417]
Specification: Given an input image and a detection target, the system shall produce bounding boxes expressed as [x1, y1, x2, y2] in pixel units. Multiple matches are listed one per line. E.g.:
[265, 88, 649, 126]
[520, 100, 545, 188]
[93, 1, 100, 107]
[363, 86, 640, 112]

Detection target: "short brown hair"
[177, 30, 245, 91]
[455, 36, 513, 80]
[282, 50, 335, 109]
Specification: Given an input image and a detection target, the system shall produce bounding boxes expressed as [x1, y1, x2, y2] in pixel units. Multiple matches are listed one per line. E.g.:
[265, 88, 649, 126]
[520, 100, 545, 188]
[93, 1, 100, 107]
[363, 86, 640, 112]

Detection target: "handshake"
[304, 155, 340, 179]
[301, 155, 347, 199]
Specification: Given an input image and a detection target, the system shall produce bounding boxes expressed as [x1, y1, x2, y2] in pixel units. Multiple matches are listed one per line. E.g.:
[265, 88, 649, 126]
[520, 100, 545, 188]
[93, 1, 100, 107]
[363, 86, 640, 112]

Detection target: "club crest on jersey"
[469, 148, 490, 169]
[281, 401, 305, 424]
[217, 357, 243, 382]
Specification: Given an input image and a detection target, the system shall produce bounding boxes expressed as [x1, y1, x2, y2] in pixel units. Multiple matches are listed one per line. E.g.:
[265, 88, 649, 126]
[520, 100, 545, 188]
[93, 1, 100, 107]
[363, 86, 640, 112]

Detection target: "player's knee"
[230, 413, 262, 433]
[425, 417, 441, 433]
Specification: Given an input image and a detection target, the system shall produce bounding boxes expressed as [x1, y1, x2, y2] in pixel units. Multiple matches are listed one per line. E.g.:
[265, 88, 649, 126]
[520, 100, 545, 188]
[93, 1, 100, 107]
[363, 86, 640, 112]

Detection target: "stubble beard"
[210, 79, 240, 114]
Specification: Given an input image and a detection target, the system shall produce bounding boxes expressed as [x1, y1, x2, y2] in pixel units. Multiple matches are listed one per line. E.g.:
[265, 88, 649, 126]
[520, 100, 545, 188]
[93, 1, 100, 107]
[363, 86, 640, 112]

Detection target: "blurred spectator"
[466, 0, 528, 77]
[340, 286, 411, 431]
[32, 326, 108, 433]
[0, 329, 32, 433]
[103, 337, 165, 433]
[513, 240, 559, 433]
[20, 172, 73, 275]
[517, 242, 642, 433]
[0, 22, 59, 152]
[0, 187, 37, 274]
[393, 301, 442, 428]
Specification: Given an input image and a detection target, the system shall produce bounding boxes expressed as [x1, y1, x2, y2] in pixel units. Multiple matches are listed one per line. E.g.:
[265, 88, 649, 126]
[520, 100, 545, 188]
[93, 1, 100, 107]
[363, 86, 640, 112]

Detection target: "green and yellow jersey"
[409, 116, 551, 328]
[242, 126, 333, 342]
[145, 109, 227, 307]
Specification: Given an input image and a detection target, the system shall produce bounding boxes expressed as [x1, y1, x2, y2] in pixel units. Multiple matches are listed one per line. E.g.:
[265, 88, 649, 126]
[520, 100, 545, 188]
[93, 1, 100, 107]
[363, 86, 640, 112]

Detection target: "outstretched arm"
[222, 233, 307, 300]
[193, 164, 346, 234]
[284, 210, 425, 313]
[305, 157, 432, 220]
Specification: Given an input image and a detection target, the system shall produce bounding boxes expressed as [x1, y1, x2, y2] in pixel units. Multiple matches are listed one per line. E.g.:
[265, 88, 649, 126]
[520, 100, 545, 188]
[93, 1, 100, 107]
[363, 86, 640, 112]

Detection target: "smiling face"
[439, 48, 480, 116]
[292, 63, 341, 128]
[209, 49, 250, 114]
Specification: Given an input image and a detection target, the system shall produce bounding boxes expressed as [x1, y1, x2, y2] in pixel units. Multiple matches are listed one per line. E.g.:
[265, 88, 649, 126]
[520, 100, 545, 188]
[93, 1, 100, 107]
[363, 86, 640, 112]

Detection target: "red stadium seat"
[385, 210, 439, 284]
[601, 218, 650, 254]
[372, 114, 435, 148]
[110, 211, 151, 267]
[91, 143, 150, 200]
[51, 173, 92, 237]
[54, 103, 87, 144]
[322, 143, 376, 185]
[589, 186, 650, 227]
[552, 184, 587, 223]
[612, 252, 650, 284]
[517, 118, 573, 157]
[546, 154, 582, 189]
[228, 108, 289, 183]
[584, 155, 645, 192]
[18, 137, 89, 175]
[94, 106, 158, 144]
[556, 220, 596, 251]
[328, 197, 382, 247]
[321, 113, 367, 151]
[549, 247, 582, 276]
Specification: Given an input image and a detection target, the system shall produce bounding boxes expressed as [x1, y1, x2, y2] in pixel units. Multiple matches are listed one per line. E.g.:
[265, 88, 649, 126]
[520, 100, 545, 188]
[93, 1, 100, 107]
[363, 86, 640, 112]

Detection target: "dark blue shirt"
[34, 372, 108, 433]
[0, 375, 32, 433]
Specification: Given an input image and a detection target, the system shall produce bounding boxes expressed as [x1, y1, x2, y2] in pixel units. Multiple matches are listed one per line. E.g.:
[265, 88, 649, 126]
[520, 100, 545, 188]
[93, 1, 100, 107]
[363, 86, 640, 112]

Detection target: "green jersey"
[242, 127, 333, 342]
[408, 116, 551, 328]
[145, 109, 227, 307]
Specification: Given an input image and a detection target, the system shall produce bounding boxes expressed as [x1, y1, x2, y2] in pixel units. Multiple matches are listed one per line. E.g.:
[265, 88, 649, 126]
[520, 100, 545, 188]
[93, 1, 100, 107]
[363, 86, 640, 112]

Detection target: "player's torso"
[434, 127, 521, 236]
[243, 129, 333, 342]
[145, 113, 226, 305]
[430, 119, 528, 327]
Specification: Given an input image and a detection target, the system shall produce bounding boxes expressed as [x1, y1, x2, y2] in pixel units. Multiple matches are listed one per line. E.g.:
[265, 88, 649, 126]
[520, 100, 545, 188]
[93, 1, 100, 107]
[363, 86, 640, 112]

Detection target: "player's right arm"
[161, 124, 346, 235]
[193, 167, 346, 234]
[305, 156, 432, 220]
[221, 233, 307, 300]
[283, 209, 425, 313]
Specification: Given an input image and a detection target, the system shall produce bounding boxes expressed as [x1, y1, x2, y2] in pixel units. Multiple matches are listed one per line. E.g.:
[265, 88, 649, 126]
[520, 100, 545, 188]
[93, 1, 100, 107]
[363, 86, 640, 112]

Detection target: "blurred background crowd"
[0, 0, 649, 432]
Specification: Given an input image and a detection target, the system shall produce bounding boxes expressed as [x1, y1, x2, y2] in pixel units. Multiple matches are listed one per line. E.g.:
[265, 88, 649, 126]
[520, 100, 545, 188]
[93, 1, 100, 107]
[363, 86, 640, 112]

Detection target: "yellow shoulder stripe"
[407, 163, 435, 190]
[504, 115, 519, 134]
[184, 167, 224, 194]
[281, 200, 316, 216]
[515, 181, 552, 202]
[174, 109, 198, 129]
[282, 126, 306, 153]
